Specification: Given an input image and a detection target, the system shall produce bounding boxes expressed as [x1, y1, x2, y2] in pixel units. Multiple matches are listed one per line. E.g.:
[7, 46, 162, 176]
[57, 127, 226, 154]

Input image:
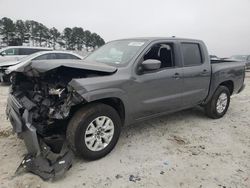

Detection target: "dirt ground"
[0, 73, 249, 188]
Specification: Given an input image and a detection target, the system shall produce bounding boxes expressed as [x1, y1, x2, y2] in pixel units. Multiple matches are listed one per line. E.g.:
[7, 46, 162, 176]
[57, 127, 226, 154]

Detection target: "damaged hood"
[7, 59, 117, 75]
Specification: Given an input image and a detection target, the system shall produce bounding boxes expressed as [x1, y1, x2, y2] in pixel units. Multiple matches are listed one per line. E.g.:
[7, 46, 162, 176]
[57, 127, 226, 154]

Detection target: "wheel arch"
[70, 97, 126, 126]
[219, 80, 234, 95]
[93, 97, 126, 125]
[204, 79, 234, 105]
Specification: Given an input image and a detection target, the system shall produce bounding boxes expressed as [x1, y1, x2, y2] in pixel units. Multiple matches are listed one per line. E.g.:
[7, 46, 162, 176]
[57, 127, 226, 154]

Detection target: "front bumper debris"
[16, 141, 74, 180]
[6, 94, 74, 180]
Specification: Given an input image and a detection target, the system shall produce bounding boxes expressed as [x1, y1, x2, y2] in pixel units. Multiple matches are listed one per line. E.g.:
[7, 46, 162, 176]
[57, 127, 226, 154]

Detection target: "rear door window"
[181, 43, 202, 66]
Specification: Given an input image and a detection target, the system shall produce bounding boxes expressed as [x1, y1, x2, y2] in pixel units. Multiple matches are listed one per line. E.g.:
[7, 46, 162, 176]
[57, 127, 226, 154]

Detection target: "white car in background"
[0, 46, 52, 63]
[0, 51, 83, 82]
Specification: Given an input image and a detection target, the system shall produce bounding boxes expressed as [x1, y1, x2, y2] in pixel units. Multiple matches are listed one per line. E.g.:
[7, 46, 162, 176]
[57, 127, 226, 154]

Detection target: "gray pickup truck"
[6, 37, 245, 179]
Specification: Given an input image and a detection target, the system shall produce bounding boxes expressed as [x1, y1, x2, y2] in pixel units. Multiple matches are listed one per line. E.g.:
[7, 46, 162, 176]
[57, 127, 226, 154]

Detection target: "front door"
[128, 42, 184, 120]
[130, 68, 183, 120]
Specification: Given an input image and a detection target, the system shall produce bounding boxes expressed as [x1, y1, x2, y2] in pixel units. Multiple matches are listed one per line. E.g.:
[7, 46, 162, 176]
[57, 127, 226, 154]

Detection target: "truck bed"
[204, 60, 245, 104]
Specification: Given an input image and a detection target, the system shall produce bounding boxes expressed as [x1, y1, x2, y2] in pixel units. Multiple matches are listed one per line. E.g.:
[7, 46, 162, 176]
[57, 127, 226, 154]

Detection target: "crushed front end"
[5, 60, 117, 180]
[6, 72, 85, 180]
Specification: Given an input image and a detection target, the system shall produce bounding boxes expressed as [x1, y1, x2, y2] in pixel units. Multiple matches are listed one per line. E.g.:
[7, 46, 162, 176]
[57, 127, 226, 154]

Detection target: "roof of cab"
[111, 37, 203, 43]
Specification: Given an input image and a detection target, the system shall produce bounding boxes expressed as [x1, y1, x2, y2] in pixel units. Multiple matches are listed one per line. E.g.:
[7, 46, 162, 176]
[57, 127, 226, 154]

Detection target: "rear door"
[180, 42, 211, 107]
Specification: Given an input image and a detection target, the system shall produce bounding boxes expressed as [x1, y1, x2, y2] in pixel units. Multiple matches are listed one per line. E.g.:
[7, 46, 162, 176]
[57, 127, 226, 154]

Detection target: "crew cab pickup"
[6, 38, 245, 179]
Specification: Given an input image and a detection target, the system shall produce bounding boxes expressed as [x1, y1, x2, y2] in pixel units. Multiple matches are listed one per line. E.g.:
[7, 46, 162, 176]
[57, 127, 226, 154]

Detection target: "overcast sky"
[0, 0, 249, 57]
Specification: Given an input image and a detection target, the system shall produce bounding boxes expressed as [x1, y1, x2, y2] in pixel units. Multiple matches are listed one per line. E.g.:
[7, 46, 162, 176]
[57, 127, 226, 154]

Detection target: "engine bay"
[7, 65, 113, 180]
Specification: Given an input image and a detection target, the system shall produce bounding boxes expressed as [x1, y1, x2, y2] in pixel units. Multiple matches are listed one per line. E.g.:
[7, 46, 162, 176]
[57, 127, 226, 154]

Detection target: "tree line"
[0, 17, 105, 51]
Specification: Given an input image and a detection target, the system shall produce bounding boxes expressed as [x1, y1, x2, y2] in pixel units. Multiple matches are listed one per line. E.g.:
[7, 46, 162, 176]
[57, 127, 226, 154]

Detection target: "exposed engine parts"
[6, 60, 117, 180]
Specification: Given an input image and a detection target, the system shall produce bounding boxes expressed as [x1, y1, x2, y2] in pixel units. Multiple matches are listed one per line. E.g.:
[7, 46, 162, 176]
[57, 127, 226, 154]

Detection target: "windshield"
[84, 40, 147, 66]
[230, 55, 247, 61]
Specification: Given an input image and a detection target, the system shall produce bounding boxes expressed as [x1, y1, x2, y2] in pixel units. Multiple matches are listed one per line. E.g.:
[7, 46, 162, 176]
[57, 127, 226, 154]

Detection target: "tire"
[205, 86, 230, 119]
[66, 103, 121, 160]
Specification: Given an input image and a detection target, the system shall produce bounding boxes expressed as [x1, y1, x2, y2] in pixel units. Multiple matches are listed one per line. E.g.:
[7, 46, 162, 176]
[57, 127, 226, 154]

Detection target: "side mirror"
[141, 59, 161, 71]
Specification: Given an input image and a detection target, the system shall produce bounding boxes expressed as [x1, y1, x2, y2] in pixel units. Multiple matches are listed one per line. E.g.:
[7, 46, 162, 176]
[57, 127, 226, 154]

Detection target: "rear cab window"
[181, 43, 203, 66]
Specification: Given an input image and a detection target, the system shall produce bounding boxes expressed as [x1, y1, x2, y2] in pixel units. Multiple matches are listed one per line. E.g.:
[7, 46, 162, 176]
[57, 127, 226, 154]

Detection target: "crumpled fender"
[69, 75, 129, 102]
[69, 76, 132, 124]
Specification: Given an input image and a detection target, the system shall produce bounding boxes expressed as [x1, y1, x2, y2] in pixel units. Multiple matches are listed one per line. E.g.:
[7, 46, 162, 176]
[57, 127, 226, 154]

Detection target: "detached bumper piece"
[6, 94, 74, 180]
[16, 141, 74, 181]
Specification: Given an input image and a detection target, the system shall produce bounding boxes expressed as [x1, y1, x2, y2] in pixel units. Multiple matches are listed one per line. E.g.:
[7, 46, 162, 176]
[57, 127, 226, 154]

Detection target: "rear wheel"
[66, 103, 121, 160]
[205, 86, 230, 119]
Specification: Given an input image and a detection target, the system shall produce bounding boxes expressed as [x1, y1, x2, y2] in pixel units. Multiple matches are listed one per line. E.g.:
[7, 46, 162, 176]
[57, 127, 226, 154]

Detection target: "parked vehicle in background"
[0, 51, 83, 82]
[229, 55, 250, 69]
[209, 55, 220, 60]
[0, 46, 52, 63]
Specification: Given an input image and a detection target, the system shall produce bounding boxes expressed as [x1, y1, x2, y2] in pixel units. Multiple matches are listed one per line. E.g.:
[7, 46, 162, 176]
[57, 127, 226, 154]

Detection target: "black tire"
[66, 103, 121, 160]
[205, 86, 230, 119]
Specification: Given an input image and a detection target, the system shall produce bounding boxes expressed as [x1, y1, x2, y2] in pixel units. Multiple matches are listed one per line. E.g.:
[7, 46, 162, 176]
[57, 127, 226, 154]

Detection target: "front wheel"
[66, 103, 121, 160]
[205, 86, 230, 119]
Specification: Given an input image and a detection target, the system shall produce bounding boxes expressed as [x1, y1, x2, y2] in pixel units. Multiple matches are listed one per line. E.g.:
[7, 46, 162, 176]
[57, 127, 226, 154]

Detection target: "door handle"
[172, 73, 180, 79]
[201, 69, 208, 75]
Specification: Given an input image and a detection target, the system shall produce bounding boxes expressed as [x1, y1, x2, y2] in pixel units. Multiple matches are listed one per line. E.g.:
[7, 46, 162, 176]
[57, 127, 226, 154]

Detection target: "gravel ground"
[0, 73, 249, 188]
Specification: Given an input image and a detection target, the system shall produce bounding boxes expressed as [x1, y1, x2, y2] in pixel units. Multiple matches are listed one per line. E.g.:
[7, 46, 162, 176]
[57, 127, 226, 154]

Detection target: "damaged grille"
[6, 62, 115, 180]
[10, 71, 84, 136]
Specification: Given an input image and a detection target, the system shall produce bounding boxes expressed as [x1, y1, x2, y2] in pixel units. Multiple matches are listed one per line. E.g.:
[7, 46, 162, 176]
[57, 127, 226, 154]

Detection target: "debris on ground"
[1, 72, 250, 187]
[0, 128, 12, 137]
[191, 148, 201, 155]
[199, 145, 205, 150]
[15, 141, 74, 181]
[115, 174, 123, 179]
[163, 160, 169, 166]
[169, 135, 187, 145]
[129, 175, 141, 182]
